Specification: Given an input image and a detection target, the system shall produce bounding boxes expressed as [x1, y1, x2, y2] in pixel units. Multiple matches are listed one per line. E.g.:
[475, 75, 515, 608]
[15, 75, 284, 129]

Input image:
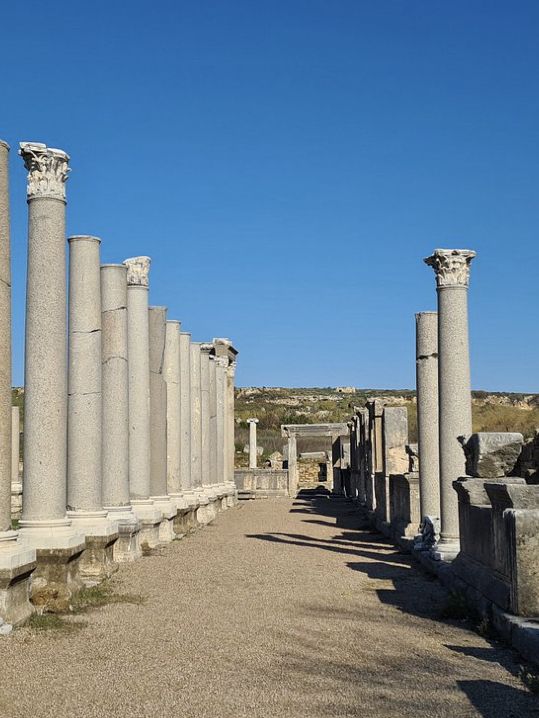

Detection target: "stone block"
[79, 529, 119, 586]
[31, 544, 85, 613]
[382, 407, 408, 477]
[460, 432, 524, 478]
[389, 472, 420, 539]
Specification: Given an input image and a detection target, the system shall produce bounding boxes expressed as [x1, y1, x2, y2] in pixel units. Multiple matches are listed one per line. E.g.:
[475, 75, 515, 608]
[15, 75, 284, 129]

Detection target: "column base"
[151, 496, 177, 543]
[430, 539, 460, 563]
[67, 513, 120, 586]
[131, 500, 162, 549]
[105, 507, 142, 563]
[0, 536, 36, 626]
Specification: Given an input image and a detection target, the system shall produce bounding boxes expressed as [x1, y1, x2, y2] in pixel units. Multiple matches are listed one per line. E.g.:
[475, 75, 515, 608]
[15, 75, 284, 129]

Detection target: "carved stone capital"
[247, 418, 259, 424]
[123, 256, 151, 287]
[200, 342, 215, 355]
[19, 142, 70, 201]
[424, 248, 476, 288]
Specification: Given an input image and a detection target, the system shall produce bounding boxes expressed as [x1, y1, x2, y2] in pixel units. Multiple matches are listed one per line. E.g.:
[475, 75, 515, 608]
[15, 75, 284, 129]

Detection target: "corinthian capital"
[123, 256, 151, 287]
[424, 248, 476, 288]
[19, 142, 70, 201]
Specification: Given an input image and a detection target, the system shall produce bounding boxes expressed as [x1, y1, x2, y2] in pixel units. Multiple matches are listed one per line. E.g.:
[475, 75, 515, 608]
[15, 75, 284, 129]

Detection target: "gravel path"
[0, 489, 537, 717]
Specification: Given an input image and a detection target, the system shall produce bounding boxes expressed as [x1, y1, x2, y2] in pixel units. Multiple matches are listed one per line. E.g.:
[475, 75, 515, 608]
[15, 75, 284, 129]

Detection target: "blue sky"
[1, 1, 538, 390]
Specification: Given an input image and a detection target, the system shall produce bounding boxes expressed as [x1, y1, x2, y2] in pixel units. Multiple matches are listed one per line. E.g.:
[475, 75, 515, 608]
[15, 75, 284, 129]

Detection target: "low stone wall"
[234, 468, 289, 499]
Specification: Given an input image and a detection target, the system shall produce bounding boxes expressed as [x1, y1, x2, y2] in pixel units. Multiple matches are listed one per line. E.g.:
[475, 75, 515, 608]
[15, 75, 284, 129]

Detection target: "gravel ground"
[0, 489, 537, 718]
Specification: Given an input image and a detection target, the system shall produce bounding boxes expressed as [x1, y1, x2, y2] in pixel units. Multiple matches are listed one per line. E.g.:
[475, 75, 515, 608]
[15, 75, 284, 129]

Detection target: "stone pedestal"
[67, 236, 118, 584]
[425, 248, 475, 560]
[149, 306, 176, 542]
[415, 312, 440, 543]
[18, 142, 84, 610]
[101, 263, 142, 562]
[124, 257, 161, 548]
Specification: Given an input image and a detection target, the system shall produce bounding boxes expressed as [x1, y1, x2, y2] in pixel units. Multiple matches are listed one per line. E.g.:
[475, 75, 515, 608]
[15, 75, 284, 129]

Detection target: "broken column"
[18, 142, 84, 612]
[148, 306, 176, 542]
[67, 235, 118, 583]
[425, 248, 476, 560]
[415, 311, 440, 546]
[101, 263, 141, 561]
[124, 257, 161, 547]
[248, 418, 259, 469]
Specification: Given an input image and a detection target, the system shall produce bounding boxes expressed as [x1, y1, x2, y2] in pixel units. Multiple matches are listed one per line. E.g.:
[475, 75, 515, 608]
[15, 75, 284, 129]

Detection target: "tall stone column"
[18, 142, 83, 611]
[215, 357, 227, 498]
[149, 306, 176, 542]
[190, 343, 206, 512]
[248, 418, 259, 469]
[226, 358, 237, 493]
[208, 355, 222, 504]
[179, 331, 195, 509]
[415, 312, 440, 541]
[67, 236, 118, 582]
[164, 320, 183, 503]
[200, 344, 217, 522]
[124, 257, 161, 548]
[101, 264, 141, 562]
[0, 140, 35, 625]
[288, 433, 298, 496]
[425, 248, 476, 560]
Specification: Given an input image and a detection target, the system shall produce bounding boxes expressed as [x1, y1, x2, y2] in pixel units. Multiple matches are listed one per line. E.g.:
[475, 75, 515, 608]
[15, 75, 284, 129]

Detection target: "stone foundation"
[0, 547, 36, 626]
[30, 544, 86, 613]
[114, 519, 142, 562]
[79, 531, 119, 586]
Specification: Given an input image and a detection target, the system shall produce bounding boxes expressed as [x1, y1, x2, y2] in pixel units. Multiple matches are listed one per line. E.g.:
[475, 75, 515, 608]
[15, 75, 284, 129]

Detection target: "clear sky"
[1, 1, 538, 391]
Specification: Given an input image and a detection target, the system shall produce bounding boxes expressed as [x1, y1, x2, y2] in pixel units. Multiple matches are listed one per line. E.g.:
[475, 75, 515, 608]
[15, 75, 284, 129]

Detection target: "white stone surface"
[179, 332, 195, 504]
[164, 321, 182, 497]
[190, 343, 203, 492]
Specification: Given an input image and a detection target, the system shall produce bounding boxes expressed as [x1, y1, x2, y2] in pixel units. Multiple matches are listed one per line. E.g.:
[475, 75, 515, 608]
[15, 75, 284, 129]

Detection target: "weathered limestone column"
[425, 248, 476, 559]
[215, 357, 227, 500]
[248, 418, 259, 469]
[0, 140, 35, 625]
[200, 344, 217, 522]
[18, 142, 85, 611]
[208, 354, 223, 506]
[179, 332, 196, 516]
[415, 312, 440, 542]
[213, 338, 238, 503]
[11, 407, 22, 519]
[124, 257, 161, 548]
[149, 306, 176, 542]
[288, 432, 298, 496]
[67, 236, 118, 582]
[190, 342, 208, 522]
[101, 264, 141, 561]
[164, 320, 188, 524]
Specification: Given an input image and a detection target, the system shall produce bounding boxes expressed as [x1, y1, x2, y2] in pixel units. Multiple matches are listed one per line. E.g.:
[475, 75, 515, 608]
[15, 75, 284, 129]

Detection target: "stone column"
[190, 343, 206, 514]
[288, 433, 298, 496]
[124, 257, 161, 548]
[11, 407, 22, 519]
[101, 263, 141, 562]
[415, 312, 440, 539]
[179, 332, 195, 511]
[425, 248, 476, 559]
[200, 345, 215, 495]
[0, 140, 35, 625]
[18, 142, 84, 611]
[215, 357, 227, 498]
[67, 236, 118, 582]
[164, 320, 184, 507]
[208, 354, 221, 502]
[149, 306, 176, 542]
[226, 358, 237, 493]
[248, 418, 259, 469]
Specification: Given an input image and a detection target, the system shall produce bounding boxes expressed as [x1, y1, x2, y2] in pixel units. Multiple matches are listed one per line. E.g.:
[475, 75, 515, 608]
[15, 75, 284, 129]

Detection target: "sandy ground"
[0, 489, 537, 718]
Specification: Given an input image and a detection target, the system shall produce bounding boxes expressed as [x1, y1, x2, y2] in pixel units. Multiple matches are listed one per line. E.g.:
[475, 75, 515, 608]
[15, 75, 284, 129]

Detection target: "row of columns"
[0, 140, 238, 623]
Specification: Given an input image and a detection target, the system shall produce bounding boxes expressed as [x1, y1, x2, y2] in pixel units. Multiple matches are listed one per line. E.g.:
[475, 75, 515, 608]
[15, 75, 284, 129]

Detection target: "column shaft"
[0, 141, 10, 533]
[248, 420, 258, 469]
[101, 264, 130, 510]
[200, 347, 211, 490]
[164, 321, 181, 496]
[67, 236, 104, 520]
[209, 356, 218, 487]
[415, 312, 440, 521]
[190, 343, 202, 490]
[179, 332, 192, 495]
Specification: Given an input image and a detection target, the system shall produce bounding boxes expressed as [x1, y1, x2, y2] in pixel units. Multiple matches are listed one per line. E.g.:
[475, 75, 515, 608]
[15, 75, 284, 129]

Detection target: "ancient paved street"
[1, 491, 536, 718]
